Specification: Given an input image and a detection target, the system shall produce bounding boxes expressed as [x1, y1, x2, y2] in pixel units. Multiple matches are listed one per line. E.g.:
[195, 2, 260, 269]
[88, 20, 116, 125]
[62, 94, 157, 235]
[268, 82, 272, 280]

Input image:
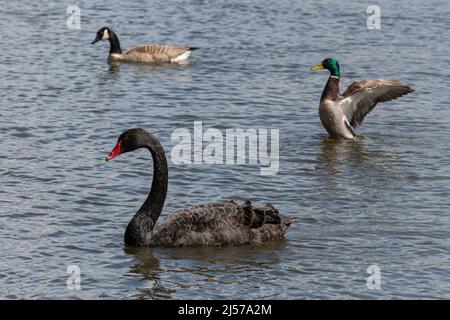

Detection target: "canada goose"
[311, 58, 413, 139]
[92, 27, 198, 64]
[105, 128, 295, 247]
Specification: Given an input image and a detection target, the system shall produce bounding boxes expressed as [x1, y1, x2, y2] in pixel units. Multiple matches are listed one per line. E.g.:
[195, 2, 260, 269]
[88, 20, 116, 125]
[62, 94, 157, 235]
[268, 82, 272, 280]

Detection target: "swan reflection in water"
[124, 240, 288, 299]
[123, 246, 172, 299]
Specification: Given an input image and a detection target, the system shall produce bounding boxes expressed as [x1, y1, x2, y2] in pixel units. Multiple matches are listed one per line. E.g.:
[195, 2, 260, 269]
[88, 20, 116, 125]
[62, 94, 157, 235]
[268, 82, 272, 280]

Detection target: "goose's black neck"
[321, 76, 340, 101]
[124, 136, 168, 246]
[108, 30, 123, 54]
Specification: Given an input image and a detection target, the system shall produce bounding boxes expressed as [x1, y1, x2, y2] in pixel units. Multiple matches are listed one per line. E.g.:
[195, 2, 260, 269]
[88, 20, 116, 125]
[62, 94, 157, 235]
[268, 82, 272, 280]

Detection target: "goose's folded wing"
[124, 44, 193, 61]
[339, 80, 413, 128]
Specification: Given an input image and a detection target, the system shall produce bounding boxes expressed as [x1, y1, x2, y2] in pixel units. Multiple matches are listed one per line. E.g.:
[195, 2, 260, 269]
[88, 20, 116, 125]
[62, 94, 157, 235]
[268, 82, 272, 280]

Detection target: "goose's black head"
[92, 27, 112, 44]
[106, 128, 150, 161]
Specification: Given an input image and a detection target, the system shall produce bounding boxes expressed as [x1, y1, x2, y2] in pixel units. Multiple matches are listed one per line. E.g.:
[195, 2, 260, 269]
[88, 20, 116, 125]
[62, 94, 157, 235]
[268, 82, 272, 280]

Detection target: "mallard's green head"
[311, 58, 340, 78]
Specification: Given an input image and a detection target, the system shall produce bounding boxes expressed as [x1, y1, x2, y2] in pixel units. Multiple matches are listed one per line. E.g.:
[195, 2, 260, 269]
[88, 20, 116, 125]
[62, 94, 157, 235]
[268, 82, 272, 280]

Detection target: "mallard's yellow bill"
[311, 63, 324, 71]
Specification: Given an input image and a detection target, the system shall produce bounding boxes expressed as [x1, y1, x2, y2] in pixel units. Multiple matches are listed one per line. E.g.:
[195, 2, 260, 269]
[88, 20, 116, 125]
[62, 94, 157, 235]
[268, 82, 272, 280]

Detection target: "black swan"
[105, 128, 294, 247]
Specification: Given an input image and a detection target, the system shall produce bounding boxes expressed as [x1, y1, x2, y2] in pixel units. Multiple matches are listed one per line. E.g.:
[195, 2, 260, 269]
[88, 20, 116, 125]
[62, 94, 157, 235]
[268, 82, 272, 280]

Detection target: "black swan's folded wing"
[151, 201, 293, 246]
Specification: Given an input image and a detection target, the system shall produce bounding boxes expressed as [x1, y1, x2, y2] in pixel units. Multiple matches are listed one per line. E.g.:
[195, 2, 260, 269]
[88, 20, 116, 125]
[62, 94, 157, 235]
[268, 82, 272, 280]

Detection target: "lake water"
[0, 0, 449, 299]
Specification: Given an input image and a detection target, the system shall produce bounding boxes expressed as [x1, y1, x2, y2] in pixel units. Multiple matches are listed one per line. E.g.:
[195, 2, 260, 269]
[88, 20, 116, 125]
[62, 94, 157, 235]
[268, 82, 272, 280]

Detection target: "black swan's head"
[106, 128, 149, 161]
[92, 27, 112, 44]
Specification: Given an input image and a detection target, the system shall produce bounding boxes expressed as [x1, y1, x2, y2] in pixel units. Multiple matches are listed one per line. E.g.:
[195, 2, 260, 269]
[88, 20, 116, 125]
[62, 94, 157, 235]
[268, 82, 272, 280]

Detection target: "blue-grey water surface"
[0, 0, 449, 299]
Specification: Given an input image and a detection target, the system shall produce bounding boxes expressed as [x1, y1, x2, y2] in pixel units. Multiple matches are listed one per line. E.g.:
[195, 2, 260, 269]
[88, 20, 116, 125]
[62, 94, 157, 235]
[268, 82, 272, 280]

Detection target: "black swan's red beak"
[106, 141, 122, 161]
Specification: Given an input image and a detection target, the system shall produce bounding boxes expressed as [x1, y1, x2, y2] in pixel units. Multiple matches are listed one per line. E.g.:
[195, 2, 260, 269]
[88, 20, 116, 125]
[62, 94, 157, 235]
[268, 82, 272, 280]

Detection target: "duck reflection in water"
[317, 137, 366, 176]
[316, 136, 399, 180]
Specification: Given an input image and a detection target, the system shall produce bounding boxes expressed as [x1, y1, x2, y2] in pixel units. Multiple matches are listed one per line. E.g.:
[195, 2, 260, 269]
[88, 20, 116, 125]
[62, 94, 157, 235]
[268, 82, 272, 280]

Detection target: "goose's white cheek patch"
[102, 29, 109, 40]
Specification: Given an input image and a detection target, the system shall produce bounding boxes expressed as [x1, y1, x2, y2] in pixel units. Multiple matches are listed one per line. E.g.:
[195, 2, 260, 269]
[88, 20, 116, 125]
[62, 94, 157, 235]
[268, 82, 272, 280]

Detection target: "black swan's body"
[106, 128, 294, 247]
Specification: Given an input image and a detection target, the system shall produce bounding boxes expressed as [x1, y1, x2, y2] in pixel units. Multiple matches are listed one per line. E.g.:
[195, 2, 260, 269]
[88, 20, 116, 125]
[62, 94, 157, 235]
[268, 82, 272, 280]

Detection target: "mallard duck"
[91, 27, 198, 64]
[311, 58, 413, 139]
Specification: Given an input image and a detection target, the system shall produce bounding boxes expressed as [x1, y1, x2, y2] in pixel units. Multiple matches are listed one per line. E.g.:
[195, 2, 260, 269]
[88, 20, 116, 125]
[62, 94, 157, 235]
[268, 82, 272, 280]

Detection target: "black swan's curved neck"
[321, 76, 340, 101]
[108, 30, 123, 55]
[125, 135, 168, 246]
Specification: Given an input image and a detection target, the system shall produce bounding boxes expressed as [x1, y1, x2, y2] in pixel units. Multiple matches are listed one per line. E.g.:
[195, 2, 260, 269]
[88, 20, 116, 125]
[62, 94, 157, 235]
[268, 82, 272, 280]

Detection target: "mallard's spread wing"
[339, 80, 413, 128]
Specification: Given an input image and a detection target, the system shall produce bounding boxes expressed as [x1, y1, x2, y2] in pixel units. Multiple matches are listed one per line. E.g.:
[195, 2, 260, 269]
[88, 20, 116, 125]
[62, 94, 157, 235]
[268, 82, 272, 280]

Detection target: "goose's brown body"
[110, 44, 197, 64]
[92, 27, 198, 64]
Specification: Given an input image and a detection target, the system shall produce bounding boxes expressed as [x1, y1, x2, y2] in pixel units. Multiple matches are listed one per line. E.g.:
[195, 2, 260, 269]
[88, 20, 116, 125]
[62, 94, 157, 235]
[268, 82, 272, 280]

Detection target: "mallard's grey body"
[318, 76, 355, 139]
[319, 99, 356, 139]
